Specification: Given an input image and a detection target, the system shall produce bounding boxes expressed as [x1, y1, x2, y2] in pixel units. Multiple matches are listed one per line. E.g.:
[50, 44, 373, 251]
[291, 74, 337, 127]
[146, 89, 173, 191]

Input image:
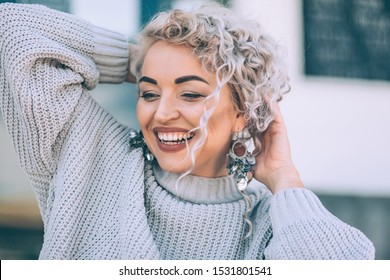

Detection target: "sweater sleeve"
[264, 188, 375, 259]
[0, 3, 129, 178]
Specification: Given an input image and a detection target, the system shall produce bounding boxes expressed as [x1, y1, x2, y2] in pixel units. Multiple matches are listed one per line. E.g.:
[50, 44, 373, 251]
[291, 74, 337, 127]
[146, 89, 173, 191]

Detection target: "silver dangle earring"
[227, 127, 256, 239]
[128, 129, 154, 162]
[227, 128, 256, 191]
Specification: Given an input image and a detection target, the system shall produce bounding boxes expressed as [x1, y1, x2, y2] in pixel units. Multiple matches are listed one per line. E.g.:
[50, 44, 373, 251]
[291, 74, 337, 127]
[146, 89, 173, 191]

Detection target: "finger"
[272, 102, 285, 124]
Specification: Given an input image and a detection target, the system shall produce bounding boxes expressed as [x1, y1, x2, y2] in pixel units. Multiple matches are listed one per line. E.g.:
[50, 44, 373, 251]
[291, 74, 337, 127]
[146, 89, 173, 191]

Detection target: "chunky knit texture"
[0, 3, 375, 260]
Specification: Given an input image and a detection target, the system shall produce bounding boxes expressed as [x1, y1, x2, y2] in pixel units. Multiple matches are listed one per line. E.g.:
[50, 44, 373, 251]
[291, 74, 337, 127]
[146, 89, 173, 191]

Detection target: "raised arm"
[264, 188, 375, 259]
[253, 104, 375, 259]
[0, 3, 130, 178]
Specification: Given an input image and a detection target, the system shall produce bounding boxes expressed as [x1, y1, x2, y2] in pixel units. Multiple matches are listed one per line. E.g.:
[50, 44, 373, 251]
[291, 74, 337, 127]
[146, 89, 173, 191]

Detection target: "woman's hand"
[253, 103, 304, 194]
[126, 43, 138, 83]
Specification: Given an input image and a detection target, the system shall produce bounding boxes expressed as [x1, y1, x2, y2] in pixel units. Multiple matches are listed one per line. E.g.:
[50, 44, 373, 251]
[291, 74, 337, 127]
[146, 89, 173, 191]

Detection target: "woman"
[0, 3, 374, 259]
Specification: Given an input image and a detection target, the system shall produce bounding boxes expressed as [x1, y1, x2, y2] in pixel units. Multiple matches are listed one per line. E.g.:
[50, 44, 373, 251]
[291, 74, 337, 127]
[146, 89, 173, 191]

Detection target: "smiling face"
[137, 41, 245, 177]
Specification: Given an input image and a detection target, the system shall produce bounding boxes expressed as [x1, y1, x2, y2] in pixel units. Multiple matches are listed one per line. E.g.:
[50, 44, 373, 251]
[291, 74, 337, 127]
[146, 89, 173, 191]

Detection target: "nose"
[154, 94, 180, 123]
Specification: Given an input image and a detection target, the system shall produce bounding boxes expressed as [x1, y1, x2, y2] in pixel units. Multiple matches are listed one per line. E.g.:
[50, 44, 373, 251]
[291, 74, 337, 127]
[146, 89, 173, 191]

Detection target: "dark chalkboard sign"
[303, 0, 390, 81]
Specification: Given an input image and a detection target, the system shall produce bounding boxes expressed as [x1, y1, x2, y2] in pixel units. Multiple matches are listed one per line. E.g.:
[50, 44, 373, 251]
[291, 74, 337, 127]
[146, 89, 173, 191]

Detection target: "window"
[303, 0, 390, 81]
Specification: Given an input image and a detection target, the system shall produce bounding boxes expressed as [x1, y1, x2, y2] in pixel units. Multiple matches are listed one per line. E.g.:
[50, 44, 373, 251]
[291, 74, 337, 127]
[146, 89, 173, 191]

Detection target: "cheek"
[136, 101, 152, 129]
[176, 103, 206, 125]
[207, 118, 233, 145]
[207, 111, 235, 146]
[205, 102, 238, 152]
[209, 102, 236, 131]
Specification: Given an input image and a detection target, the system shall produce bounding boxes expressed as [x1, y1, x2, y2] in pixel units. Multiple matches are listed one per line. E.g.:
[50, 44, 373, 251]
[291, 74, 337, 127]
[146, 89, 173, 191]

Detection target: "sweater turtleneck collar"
[152, 163, 260, 204]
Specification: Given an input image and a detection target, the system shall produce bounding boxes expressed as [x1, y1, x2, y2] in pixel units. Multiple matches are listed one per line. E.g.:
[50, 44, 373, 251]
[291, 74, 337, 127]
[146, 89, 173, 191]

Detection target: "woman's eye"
[181, 92, 205, 101]
[140, 92, 160, 102]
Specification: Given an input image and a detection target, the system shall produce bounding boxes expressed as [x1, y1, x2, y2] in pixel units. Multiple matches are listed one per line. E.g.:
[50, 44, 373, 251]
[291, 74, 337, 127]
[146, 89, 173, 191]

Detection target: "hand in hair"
[253, 103, 304, 194]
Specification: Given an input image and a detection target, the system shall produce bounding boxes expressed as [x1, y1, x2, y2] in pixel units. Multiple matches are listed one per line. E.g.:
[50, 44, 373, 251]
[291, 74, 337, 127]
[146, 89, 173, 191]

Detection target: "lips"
[153, 127, 195, 152]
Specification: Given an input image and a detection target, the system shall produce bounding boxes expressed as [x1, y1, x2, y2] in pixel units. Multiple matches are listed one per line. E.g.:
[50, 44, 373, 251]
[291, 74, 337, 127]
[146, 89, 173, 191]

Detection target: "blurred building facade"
[0, 0, 389, 259]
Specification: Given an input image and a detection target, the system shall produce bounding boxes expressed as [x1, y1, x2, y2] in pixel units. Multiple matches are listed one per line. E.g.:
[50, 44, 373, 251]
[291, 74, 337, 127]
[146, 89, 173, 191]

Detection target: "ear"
[232, 113, 246, 133]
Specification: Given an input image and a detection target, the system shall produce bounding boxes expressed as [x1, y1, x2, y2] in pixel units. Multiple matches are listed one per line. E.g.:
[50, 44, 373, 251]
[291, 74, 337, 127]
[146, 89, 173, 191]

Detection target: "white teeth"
[157, 132, 194, 143]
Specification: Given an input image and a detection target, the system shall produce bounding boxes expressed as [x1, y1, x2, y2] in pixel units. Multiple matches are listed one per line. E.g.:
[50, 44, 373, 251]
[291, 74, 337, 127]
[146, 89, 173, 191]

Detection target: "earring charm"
[227, 128, 256, 191]
[227, 128, 257, 238]
[128, 129, 154, 162]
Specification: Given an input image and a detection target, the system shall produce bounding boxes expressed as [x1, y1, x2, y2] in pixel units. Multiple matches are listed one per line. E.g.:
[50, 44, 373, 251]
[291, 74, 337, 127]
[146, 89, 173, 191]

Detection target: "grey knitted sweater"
[0, 3, 375, 259]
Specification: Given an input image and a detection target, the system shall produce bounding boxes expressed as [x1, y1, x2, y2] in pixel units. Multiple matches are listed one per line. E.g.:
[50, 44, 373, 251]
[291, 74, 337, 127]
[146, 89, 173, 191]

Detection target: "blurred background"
[0, 0, 389, 259]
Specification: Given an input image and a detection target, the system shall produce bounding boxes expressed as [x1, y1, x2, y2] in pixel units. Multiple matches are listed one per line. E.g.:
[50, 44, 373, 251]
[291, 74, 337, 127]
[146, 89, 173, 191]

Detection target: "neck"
[151, 163, 260, 204]
[189, 155, 229, 178]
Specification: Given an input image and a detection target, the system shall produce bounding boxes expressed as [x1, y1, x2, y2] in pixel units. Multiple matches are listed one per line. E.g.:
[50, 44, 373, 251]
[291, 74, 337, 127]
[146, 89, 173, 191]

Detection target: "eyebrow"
[174, 75, 209, 85]
[139, 76, 158, 85]
[138, 75, 209, 85]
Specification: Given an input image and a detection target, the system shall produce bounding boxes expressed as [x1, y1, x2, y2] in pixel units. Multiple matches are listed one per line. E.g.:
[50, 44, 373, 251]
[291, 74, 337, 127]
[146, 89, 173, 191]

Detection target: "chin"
[156, 158, 191, 174]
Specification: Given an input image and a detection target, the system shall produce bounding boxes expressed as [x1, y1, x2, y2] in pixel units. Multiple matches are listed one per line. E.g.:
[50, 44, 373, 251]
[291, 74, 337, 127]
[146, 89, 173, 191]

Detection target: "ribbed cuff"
[269, 188, 334, 232]
[91, 26, 129, 83]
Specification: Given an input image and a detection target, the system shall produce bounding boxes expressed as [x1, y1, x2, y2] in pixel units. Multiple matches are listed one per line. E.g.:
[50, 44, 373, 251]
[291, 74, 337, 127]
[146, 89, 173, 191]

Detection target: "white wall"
[232, 0, 390, 196]
[70, 0, 140, 37]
